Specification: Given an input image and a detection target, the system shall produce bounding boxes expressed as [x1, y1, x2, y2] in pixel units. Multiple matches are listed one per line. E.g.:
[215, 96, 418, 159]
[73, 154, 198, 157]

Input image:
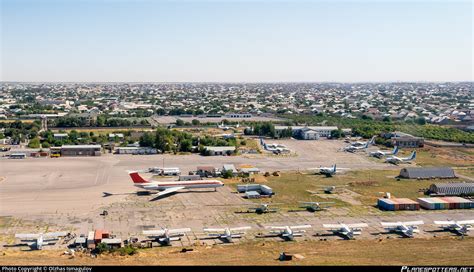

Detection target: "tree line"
[139, 128, 238, 154]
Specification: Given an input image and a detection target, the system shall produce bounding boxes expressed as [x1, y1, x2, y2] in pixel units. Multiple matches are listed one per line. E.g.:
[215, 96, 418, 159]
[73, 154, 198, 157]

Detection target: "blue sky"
[1, 0, 472, 82]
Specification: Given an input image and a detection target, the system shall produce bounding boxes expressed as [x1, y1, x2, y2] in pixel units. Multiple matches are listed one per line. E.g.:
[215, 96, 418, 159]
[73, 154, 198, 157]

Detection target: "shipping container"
[377, 198, 419, 211]
[417, 197, 472, 210]
[439, 197, 473, 209]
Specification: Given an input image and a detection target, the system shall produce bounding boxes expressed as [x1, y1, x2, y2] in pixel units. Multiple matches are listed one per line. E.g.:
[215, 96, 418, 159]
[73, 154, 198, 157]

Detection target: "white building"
[204, 146, 236, 156]
[274, 126, 338, 139]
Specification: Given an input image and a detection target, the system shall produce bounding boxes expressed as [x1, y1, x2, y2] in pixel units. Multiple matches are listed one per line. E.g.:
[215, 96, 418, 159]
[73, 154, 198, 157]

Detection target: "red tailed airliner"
[128, 171, 224, 198]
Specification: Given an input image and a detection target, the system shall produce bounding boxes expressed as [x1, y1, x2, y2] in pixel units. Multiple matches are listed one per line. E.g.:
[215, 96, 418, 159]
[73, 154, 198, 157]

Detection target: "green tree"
[176, 119, 185, 126]
[222, 170, 233, 179]
[330, 129, 342, 139]
[139, 132, 155, 147]
[28, 137, 41, 148]
[416, 117, 426, 125]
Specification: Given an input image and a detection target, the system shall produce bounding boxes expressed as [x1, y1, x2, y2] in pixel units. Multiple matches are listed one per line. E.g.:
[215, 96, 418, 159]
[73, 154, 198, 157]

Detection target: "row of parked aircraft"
[140, 219, 474, 245]
[14, 219, 472, 250]
[343, 136, 376, 153]
[343, 136, 417, 165]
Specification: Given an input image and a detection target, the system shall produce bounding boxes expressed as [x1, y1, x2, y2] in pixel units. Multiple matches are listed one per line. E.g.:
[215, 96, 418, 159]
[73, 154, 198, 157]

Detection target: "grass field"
[454, 167, 474, 179]
[393, 147, 474, 167]
[1, 237, 472, 265]
[239, 170, 453, 211]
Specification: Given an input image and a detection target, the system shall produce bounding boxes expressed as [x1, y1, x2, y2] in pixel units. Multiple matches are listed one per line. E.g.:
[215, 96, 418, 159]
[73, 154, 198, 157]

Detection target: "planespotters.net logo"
[402, 267, 474, 272]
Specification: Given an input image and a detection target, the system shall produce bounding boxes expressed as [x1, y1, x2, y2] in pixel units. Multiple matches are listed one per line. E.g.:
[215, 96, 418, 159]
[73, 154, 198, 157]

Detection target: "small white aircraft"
[307, 185, 346, 194]
[128, 171, 224, 198]
[217, 122, 239, 130]
[385, 150, 416, 165]
[217, 122, 231, 130]
[246, 203, 282, 214]
[380, 220, 424, 238]
[298, 201, 334, 212]
[434, 220, 474, 236]
[323, 222, 369, 239]
[15, 232, 68, 250]
[343, 136, 375, 153]
[203, 226, 251, 243]
[369, 146, 399, 158]
[143, 227, 191, 246]
[309, 165, 350, 177]
[264, 225, 312, 241]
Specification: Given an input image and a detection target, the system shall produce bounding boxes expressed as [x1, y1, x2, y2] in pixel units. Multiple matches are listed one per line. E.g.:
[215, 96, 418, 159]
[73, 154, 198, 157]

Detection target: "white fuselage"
[334, 224, 360, 239]
[36, 235, 44, 250]
[320, 167, 336, 175]
[387, 225, 418, 237]
[135, 180, 224, 191]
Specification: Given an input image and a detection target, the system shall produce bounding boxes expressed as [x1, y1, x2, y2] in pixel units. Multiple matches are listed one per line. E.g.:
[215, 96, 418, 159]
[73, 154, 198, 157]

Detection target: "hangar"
[399, 167, 456, 179]
[60, 145, 102, 156]
[428, 182, 474, 196]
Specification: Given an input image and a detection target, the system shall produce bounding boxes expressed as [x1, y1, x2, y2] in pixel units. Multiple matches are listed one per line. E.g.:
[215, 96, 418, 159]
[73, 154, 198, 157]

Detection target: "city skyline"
[1, 0, 473, 82]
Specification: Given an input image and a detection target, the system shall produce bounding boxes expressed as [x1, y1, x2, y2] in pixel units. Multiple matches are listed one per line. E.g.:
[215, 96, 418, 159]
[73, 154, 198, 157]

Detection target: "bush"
[95, 242, 109, 254]
[176, 119, 184, 126]
[28, 138, 41, 148]
[118, 245, 137, 256]
[41, 141, 51, 148]
[222, 170, 233, 179]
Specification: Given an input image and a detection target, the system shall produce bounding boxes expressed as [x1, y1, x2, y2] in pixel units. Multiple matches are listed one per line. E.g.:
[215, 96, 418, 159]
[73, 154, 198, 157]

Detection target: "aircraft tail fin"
[409, 150, 416, 160]
[129, 172, 148, 183]
[393, 146, 399, 155]
[370, 136, 376, 145]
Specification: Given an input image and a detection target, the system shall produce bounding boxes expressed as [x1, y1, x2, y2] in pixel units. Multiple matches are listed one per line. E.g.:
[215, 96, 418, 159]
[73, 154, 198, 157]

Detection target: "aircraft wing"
[299, 202, 317, 205]
[15, 234, 40, 240]
[346, 223, 368, 228]
[155, 186, 185, 197]
[433, 220, 455, 225]
[203, 228, 226, 232]
[381, 222, 401, 227]
[323, 224, 342, 229]
[457, 220, 474, 225]
[290, 225, 312, 230]
[403, 221, 424, 226]
[43, 232, 68, 238]
[230, 226, 252, 231]
[168, 228, 191, 234]
[299, 201, 334, 205]
[143, 230, 165, 236]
